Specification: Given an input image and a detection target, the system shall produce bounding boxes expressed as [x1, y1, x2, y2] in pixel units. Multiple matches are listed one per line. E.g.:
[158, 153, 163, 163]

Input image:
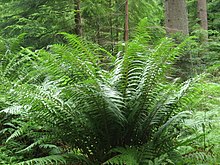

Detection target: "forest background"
[0, 0, 220, 164]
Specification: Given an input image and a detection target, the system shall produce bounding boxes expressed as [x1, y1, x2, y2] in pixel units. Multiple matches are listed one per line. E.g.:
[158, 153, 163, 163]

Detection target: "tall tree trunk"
[124, 0, 129, 41]
[197, 0, 208, 41]
[165, 0, 189, 35]
[74, 0, 82, 36]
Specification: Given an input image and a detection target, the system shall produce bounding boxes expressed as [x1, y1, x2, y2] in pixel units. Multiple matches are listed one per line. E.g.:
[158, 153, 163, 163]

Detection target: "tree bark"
[74, 0, 82, 36]
[124, 0, 129, 41]
[197, 0, 208, 41]
[165, 0, 189, 35]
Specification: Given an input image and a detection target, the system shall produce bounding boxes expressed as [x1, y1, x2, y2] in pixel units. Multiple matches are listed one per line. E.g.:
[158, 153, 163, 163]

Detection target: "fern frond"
[1, 104, 31, 115]
[16, 155, 66, 165]
[104, 147, 139, 165]
[59, 32, 101, 66]
[16, 138, 45, 154]
[6, 122, 31, 143]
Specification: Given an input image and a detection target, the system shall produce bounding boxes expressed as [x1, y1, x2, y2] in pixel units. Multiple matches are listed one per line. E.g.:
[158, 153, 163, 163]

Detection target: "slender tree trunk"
[124, 0, 129, 41]
[74, 0, 82, 36]
[109, 0, 114, 53]
[165, 0, 189, 35]
[197, 0, 208, 41]
[115, 0, 120, 44]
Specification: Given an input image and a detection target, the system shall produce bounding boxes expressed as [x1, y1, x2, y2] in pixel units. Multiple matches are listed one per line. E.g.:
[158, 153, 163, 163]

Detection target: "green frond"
[16, 155, 66, 165]
[153, 111, 190, 142]
[1, 105, 23, 115]
[69, 81, 126, 145]
[6, 122, 32, 143]
[59, 32, 102, 67]
[104, 147, 139, 165]
[16, 138, 45, 154]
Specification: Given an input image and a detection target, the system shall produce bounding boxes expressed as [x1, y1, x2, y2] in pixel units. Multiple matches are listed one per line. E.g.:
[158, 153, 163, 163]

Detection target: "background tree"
[197, 0, 208, 41]
[74, 0, 82, 36]
[164, 0, 189, 35]
[197, 0, 208, 31]
[124, 0, 129, 41]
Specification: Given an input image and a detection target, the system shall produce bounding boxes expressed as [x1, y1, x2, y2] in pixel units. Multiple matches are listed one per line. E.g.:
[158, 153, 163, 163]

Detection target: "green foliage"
[1, 1, 220, 164]
[187, 0, 220, 32]
[0, 0, 75, 48]
[208, 0, 220, 31]
[175, 70, 220, 164]
[0, 0, 164, 52]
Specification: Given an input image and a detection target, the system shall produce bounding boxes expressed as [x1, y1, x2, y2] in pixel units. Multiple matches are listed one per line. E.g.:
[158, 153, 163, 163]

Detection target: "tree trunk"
[124, 0, 129, 41]
[74, 0, 82, 36]
[165, 0, 189, 35]
[197, 0, 208, 41]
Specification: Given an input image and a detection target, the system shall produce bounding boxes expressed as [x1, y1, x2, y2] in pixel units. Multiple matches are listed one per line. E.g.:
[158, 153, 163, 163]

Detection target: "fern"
[1, 33, 198, 164]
